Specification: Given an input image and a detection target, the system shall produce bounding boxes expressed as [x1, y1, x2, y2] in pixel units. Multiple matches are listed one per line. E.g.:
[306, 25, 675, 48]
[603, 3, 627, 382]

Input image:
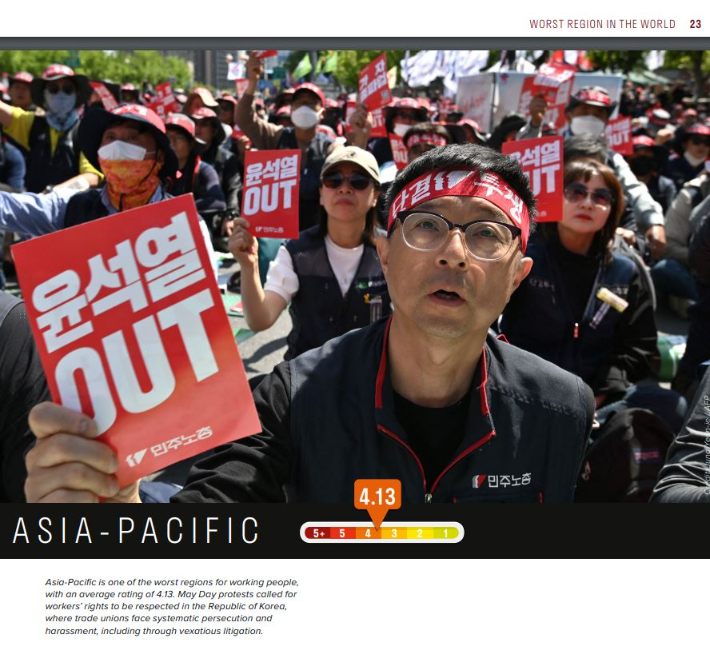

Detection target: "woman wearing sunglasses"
[500, 158, 687, 434]
[228, 146, 391, 360]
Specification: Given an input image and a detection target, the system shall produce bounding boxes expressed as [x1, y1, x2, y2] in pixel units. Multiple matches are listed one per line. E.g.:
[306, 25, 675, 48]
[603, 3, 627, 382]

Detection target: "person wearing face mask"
[665, 124, 710, 191]
[625, 135, 676, 213]
[567, 88, 668, 261]
[0, 104, 216, 276]
[236, 52, 334, 233]
[0, 65, 102, 194]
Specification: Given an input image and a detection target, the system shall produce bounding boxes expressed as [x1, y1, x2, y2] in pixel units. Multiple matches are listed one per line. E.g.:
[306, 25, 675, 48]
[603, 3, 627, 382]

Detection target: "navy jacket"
[174, 318, 594, 503]
[500, 236, 658, 398]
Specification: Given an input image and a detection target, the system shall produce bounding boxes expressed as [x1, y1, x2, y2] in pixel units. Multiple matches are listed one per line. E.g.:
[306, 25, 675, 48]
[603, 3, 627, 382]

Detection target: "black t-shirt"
[0, 296, 50, 501]
[393, 389, 470, 488]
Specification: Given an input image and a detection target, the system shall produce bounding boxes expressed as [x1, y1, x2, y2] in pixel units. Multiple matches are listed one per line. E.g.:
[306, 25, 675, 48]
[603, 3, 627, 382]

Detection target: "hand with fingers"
[25, 403, 141, 503]
[227, 217, 259, 269]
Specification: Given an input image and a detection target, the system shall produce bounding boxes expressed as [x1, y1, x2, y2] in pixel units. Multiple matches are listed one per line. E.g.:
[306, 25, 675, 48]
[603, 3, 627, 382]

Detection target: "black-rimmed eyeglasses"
[393, 210, 522, 261]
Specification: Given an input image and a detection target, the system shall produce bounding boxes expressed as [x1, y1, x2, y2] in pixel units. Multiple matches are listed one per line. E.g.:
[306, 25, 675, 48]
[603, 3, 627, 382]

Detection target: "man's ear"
[376, 233, 390, 276]
[510, 255, 533, 295]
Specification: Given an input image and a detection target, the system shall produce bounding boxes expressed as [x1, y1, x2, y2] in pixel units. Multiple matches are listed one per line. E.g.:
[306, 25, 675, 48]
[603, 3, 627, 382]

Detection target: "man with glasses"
[23, 144, 594, 504]
[0, 65, 102, 193]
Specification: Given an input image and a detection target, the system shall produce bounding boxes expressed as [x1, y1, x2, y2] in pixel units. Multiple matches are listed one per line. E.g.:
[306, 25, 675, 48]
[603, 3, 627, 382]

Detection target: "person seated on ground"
[269, 105, 293, 128]
[0, 291, 50, 502]
[0, 64, 102, 194]
[23, 144, 595, 504]
[500, 158, 687, 434]
[564, 133, 666, 263]
[0, 129, 26, 290]
[402, 123, 455, 164]
[236, 53, 334, 232]
[457, 118, 488, 146]
[119, 83, 141, 105]
[183, 87, 219, 117]
[625, 135, 676, 213]
[651, 365, 710, 503]
[349, 97, 428, 167]
[516, 93, 549, 142]
[485, 112, 527, 152]
[216, 93, 237, 135]
[7, 72, 34, 111]
[669, 108, 699, 155]
[165, 113, 226, 223]
[665, 123, 710, 190]
[190, 107, 241, 228]
[0, 104, 216, 275]
[671, 192, 710, 401]
[228, 146, 391, 361]
[651, 168, 710, 316]
[562, 87, 668, 262]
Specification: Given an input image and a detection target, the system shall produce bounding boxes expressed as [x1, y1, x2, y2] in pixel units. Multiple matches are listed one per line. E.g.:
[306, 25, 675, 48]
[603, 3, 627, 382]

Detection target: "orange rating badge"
[354, 479, 402, 530]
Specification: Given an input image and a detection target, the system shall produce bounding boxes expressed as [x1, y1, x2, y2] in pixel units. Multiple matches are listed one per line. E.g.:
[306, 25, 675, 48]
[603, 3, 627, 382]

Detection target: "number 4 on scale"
[354, 479, 402, 530]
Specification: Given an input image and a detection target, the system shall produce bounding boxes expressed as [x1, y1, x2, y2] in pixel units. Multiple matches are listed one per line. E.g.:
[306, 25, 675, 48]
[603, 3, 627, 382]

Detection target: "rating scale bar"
[300, 522, 464, 544]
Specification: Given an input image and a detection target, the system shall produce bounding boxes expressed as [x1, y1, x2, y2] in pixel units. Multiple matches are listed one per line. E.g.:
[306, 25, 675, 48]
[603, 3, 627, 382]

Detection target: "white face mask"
[393, 123, 412, 138]
[684, 151, 706, 168]
[570, 115, 607, 137]
[291, 105, 320, 129]
[97, 140, 148, 161]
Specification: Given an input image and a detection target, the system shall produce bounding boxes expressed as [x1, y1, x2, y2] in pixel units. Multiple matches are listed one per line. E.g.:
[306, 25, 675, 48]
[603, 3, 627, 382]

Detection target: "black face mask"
[629, 156, 656, 177]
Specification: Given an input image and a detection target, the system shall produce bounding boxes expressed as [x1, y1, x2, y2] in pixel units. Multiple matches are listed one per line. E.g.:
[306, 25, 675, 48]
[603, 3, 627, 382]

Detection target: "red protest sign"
[156, 82, 182, 115]
[235, 79, 250, 99]
[358, 53, 392, 111]
[518, 64, 575, 131]
[502, 135, 563, 222]
[389, 134, 408, 170]
[89, 82, 118, 111]
[253, 50, 278, 59]
[243, 149, 301, 239]
[12, 195, 260, 487]
[344, 101, 386, 138]
[605, 116, 633, 155]
[371, 107, 387, 138]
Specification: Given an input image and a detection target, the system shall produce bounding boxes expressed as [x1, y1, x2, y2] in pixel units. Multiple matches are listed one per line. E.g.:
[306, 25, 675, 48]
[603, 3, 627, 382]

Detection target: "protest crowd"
[1, 49, 709, 504]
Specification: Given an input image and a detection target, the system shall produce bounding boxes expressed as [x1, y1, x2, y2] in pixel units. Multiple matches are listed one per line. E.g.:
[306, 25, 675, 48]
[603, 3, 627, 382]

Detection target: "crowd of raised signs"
[1, 56, 709, 502]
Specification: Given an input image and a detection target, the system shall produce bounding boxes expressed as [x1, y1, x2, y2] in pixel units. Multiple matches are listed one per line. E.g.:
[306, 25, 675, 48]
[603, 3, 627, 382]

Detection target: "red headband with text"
[405, 133, 449, 149]
[388, 169, 531, 253]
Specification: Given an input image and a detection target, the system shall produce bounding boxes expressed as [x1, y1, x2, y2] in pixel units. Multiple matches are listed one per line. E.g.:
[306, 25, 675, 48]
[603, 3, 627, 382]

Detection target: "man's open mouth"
[433, 289, 462, 300]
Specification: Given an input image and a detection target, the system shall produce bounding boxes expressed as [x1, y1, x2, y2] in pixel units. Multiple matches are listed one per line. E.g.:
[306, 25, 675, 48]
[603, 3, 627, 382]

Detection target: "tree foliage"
[332, 50, 410, 89]
[0, 50, 192, 87]
[586, 51, 649, 74]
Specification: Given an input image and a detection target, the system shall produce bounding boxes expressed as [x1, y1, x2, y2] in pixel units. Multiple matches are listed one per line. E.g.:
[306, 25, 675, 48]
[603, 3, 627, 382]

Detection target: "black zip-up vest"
[25, 116, 80, 193]
[276, 129, 333, 231]
[63, 189, 176, 229]
[284, 226, 391, 361]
